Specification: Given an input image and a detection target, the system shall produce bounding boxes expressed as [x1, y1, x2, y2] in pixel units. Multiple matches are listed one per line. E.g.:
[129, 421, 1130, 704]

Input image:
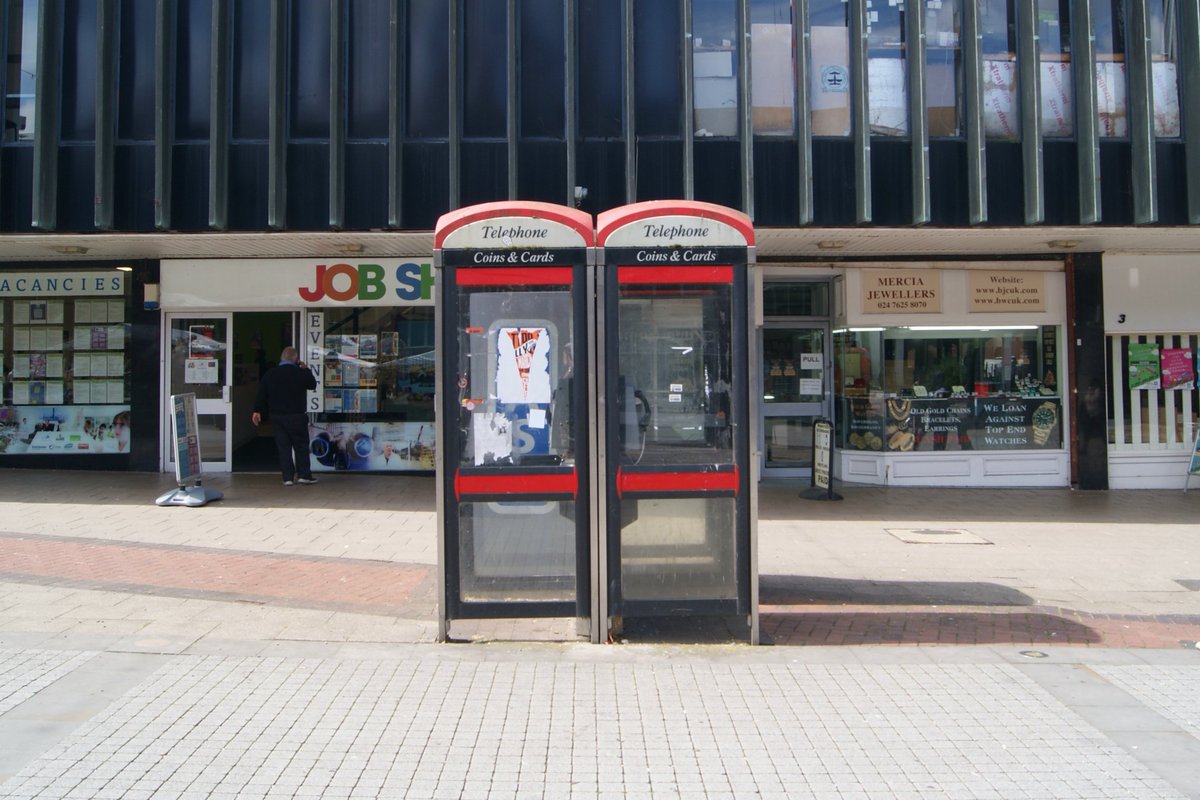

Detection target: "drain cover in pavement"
[886, 528, 992, 545]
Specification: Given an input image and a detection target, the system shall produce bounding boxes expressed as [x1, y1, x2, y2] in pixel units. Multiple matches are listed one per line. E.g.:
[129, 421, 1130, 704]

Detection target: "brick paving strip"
[3, 531, 1199, 648]
[0, 531, 437, 619]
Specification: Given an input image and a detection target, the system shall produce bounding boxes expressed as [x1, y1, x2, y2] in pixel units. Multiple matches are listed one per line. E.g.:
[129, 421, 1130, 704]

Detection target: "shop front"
[0, 261, 160, 471]
[160, 259, 435, 474]
[1102, 255, 1200, 489]
[830, 263, 1069, 487]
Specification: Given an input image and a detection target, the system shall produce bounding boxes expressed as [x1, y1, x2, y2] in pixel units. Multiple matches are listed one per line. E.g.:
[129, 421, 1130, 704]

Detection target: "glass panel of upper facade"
[1150, 0, 1181, 137]
[693, 0, 739, 138]
[981, 0, 1019, 139]
[1039, 0, 1072, 137]
[868, 0, 907, 135]
[927, 0, 962, 137]
[751, 0, 795, 135]
[810, 0, 850, 136]
[4, 0, 37, 142]
[1094, 0, 1127, 137]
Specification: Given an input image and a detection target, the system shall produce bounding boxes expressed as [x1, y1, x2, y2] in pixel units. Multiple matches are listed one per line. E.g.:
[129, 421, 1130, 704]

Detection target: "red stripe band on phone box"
[616, 466, 739, 497]
[617, 266, 733, 285]
[455, 267, 574, 287]
[454, 470, 578, 500]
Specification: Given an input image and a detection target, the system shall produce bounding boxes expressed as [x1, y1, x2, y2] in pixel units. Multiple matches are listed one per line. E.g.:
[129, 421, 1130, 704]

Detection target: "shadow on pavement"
[761, 574, 1035, 606]
[760, 610, 1103, 646]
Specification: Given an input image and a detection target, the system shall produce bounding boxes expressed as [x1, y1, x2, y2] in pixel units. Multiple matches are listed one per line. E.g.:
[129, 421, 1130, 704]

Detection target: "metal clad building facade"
[0, 0, 1196, 489]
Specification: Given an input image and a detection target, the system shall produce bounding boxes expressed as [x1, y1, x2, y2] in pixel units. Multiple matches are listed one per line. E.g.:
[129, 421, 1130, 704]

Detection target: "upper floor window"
[693, 0, 739, 138]
[1149, 0, 1180, 137]
[751, 0, 795, 136]
[867, 0, 907, 136]
[1093, 0, 1127, 137]
[981, 0, 1019, 139]
[928, 0, 963, 137]
[810, 0, 849, 136]
[5, 0, 38, 142]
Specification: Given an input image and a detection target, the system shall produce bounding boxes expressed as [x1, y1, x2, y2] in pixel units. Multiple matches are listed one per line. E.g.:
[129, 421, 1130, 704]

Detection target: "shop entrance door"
[164, 314, 233, 472]
[761, 325, 830, 477]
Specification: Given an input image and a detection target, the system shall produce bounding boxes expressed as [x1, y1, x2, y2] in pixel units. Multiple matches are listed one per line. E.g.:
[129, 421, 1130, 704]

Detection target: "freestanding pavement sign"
[595, 201, 758, 643]
[434, 202, 597, 642]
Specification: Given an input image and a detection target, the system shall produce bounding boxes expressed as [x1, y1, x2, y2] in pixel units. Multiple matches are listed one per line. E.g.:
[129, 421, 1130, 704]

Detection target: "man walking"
[252, 346, 318, 485]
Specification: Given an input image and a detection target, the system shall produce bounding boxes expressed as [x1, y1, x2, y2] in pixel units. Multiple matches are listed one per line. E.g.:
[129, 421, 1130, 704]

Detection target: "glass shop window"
[5, 0, 38, 142]
[750, 0, 795, 135]
[834, 325, 1064, 452]
[693, 0, 739, 138]
[312, 307, 435, 471]
[0, 276, 133, 456]
[809, 0, 850, 137]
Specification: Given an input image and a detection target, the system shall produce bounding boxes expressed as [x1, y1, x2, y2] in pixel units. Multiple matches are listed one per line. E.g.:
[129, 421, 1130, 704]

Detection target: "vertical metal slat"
[962, 0, 987, 224]
[1127, 0, 1157, 223]
[738, 0, 753, 218]
[94, 0, 117, 230]
[208, 0, 229, 230]
[682, 0, 694, 200]
[268, 0, 286, 229]
[388, 0, 405, 227]
[623, 0, 636, 203]
[154, 0, 175, 230]
[908, 0, 930, 224]
[448, 0, 461, 210]
[850, 0, 871, 222]
[565, 0, 578, 206]
[795, 0, 813, 224]
[1111, 335, 1126, 447]
[507, 0, 518, 199]
[31, 0, 61, 230]
[1072, 0, 1100, 223]
[329, 0, 345, 228]
[1016, 0, 1043, 223]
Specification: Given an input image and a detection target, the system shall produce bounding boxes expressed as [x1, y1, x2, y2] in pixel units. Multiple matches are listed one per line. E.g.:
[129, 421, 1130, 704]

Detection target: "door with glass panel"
[761, 325, 830, 477]
[439, 264, 590, 622]
[604, 261, 751, 619]
[164, 314, 233, 472]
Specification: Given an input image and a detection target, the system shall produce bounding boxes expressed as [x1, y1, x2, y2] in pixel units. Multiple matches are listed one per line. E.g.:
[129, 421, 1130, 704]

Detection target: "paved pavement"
[0, 469, 1198, 798]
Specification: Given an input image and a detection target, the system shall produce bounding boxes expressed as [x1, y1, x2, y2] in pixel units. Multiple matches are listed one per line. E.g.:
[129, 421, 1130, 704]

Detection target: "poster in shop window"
[1160, 348, 1195, 390]
[1127, 343, 1161, 390]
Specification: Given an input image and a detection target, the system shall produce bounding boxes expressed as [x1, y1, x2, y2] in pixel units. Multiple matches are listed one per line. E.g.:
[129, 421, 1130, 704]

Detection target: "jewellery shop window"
[0, 274, 132, 455]
[312, 307, 435, 472]
[834, 326, 1063, 453]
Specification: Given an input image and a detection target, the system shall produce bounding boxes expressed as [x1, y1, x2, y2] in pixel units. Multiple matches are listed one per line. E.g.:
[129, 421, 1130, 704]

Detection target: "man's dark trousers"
[272, 412, 312, 483]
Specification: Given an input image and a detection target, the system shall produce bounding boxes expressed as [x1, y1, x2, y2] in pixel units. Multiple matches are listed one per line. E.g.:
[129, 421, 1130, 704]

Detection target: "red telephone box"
[434, 202, 596, 641]
[596, 201, 758, 642]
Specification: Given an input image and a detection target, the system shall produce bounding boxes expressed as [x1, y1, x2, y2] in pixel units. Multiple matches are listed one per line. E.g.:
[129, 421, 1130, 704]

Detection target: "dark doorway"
[231, 311, 298, 472]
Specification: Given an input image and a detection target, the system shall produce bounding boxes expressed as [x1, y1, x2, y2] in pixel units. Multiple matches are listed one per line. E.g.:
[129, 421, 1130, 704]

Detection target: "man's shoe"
[296, 477, 318, 485]
[283, 480, 294, 486]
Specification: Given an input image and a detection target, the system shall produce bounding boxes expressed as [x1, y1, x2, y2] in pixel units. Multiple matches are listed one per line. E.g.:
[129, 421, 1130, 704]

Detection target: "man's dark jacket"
[253, 362, 316, 417]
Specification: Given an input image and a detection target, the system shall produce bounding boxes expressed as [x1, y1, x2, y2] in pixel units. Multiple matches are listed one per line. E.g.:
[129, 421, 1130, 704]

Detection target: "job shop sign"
[160, 259, 435, 309]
